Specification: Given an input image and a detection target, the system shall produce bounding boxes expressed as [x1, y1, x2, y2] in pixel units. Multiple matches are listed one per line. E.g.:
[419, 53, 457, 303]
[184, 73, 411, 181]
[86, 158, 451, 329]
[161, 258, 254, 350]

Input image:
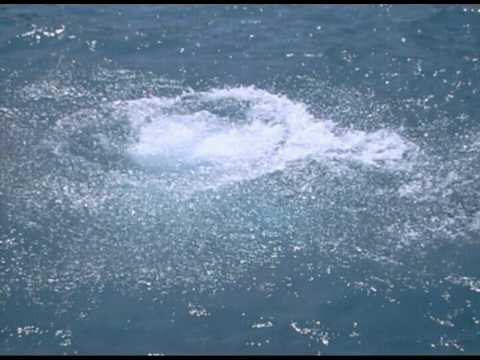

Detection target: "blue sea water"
[1, 4, 480, 355]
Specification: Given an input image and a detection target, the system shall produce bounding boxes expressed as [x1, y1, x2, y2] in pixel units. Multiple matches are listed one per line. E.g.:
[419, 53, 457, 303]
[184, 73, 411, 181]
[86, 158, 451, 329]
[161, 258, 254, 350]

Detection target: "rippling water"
[1, 4, 480, 354]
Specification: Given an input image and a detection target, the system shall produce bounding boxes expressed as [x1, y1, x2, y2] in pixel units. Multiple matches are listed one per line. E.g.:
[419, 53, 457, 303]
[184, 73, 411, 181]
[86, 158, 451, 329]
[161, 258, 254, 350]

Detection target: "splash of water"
[118, 86, 418, 194]
[2, 69, 477, 314]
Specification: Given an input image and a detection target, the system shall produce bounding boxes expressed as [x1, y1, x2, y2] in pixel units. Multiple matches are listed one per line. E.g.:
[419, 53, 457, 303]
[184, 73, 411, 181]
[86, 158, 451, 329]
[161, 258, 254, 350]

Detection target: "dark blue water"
[1, 4, 480, 355]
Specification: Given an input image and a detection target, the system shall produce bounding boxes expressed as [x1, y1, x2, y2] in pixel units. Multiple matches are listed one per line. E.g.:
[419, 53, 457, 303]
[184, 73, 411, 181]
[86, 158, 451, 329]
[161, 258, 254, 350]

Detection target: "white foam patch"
[120, 86, 417, 190]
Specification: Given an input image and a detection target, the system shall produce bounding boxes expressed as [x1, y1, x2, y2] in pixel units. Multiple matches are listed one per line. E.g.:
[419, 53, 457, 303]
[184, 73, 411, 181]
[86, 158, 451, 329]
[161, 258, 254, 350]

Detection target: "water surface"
[1, 4, 480, 354]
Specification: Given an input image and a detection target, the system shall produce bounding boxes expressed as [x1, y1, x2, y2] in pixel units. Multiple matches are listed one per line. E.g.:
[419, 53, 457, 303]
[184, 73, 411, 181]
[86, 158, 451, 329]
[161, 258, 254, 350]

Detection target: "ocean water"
[1, 4, 480, 355]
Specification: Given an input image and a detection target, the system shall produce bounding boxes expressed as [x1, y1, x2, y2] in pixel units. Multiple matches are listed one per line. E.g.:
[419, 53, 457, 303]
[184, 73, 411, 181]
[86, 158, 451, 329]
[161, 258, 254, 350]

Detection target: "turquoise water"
[1, 4, 480, 354]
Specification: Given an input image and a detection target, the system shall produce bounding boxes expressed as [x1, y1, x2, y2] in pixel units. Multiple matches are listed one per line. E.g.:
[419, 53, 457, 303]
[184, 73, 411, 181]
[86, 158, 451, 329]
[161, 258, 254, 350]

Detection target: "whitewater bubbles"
[5, 68, 470, 311]
[3, 65, 480, 355]
[118, 86, 418, 193]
